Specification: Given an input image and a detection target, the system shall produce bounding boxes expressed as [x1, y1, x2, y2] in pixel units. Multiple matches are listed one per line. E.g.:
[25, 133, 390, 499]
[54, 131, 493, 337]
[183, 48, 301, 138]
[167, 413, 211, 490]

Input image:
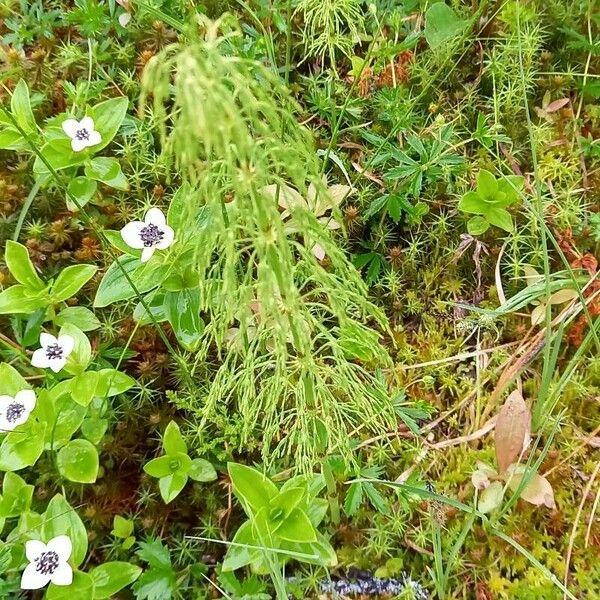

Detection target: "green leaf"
[133, 540, 177, 600]
[0, 285, 48, 314]
[270, 487, 304, 520]
[84, 157, 128, 190]
[57, 439, 99, 483]
[42, 494, 88, 567]
[222, 521, 262, 572]
[228, 463, 278, 514]
[144, 456, 177, 479]
[0, 419, 46, 471]
[133, 292, 167, 325]
[102, 229, 141, 257]
[306, 497, 328, 527]
[363, 482, 389, 513]
[458, 191, 483, 214]
[486, 207, 514, 232]
[343, 482, 363, 516]
[68, 371, 99, 406]
[46, 571, 94, 600]
[188, 458, 217, 482]
[111, 515, 134, 539]
[39, 389, 87, 450]
[5, 241, 44, 290]
[158, 472, 188, 504]
[81, 417, 108, 445]
[424, 2, 466, 49]
[363, 194, 388, 221]
[22, 309, 46, 347]
[95, 369, 135, 397]
[276, 509, 317, 543]
[10, 80, 37, 134]
[93, 256, 137, 308]
[162, 421, 187, 455]
[67, 176, 97, 210]
[167, 184, 195, 232]
[0, 127, 27, 150]
[0, 472, 34, 518]
[476, 169, 498, 199]
[89, 97, 129, 152]
[164, 289, 204, 351]
[59, 323, 92, 374]
[33, 137, 85, 175]
[281, 532, 337, 567]
[496, 175, 524, 206]
[55, 307, 101, 331]
[90, 561, 142, 599]
[93, 256, 164, 308]
[51, 264, 97, 302]
[0, 363, 29, 396]
[467, 215, 490, 236]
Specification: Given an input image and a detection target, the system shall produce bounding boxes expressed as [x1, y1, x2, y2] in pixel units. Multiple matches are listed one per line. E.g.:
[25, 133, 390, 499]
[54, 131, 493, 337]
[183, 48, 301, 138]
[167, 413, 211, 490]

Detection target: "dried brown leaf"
[545, 98, 570, 113]
[495, 390, 531, 474]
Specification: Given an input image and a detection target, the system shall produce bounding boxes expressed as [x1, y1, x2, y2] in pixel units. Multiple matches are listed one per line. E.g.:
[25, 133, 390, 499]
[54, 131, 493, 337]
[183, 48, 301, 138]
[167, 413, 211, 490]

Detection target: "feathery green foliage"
[141, 17, 396, 470]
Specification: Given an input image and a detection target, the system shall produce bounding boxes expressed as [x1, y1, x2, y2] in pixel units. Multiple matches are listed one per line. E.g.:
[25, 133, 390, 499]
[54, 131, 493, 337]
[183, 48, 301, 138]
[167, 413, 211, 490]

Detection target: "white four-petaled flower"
[21, 536, 73, 590]
[120, 207, 175, 262]
[0, 390, 36, 432]
[31, 333, 74, 373]
[62, 116, 102, 152]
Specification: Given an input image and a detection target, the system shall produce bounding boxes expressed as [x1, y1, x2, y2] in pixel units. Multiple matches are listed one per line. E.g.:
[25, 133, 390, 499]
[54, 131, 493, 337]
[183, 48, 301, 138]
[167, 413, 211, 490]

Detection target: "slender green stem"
[431, 521, 445, 598]
[322, 458, 340, 525]
[12, 178, 42, 241]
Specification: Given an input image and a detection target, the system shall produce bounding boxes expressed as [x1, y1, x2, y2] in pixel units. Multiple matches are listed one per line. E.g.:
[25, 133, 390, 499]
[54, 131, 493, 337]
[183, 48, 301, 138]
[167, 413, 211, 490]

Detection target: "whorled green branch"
[141, 16, 397, 470]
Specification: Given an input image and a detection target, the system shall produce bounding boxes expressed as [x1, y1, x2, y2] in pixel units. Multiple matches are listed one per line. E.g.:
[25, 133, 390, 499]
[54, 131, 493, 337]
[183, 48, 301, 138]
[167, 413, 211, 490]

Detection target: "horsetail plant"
[135, 16, 398, 471]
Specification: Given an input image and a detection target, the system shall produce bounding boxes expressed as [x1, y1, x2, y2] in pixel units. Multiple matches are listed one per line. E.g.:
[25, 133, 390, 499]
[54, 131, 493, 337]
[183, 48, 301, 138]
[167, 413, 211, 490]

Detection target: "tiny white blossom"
[62, 116, 102, 152]
[31, 333, 75, 373]
[120, 207, 175, 262]
[0, 390, 36, 432]
[21, 536, 73, 590]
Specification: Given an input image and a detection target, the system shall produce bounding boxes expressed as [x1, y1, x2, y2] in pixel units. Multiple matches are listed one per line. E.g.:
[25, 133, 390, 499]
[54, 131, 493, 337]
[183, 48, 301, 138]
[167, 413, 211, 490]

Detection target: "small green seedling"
[0, 241, 97, 318]
[143, 421, 217, 504]
[458, 169, 524, 235]
[111, 515, 136, 550]
[223, 463, 336, 573]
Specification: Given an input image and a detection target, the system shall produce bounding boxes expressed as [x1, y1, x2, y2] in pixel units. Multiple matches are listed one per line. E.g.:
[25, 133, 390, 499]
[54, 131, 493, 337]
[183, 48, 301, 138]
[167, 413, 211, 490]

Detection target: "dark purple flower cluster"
[317, 570, 429, 599]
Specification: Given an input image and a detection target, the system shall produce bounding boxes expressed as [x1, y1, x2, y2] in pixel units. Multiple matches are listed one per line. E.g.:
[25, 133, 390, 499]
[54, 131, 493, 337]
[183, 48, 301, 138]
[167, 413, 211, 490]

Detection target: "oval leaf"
[90, 561, 142, 599]
[495, 390, 531, 474]
[57, 439, 99, 483]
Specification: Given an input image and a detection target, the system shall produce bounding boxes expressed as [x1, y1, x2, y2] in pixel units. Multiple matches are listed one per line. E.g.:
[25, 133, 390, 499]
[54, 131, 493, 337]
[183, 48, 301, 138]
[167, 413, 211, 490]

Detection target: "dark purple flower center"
[139, 223, 164, 247]
[6, 402, 25, 424]
[35, 551, 59, 575]
[75, 128, 90, 141]
[45, 343, 64, 360]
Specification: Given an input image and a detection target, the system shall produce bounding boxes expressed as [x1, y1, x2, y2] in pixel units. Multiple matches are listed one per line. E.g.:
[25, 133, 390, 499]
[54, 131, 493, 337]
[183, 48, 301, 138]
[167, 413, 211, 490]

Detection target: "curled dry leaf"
[495, 389, 531, 474]
[471, 461, 497, 490]
[544, 98, 570, 113]
[506, 463, 556, 509]
[548, 288, 578, 305]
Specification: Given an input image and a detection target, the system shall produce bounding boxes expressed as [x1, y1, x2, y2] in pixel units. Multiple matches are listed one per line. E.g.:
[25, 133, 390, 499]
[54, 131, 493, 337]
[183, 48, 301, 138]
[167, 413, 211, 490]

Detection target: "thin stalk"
[322, 458, 340, 525]
[12, 178, 42, 241]
[431, 520, 445, 598]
